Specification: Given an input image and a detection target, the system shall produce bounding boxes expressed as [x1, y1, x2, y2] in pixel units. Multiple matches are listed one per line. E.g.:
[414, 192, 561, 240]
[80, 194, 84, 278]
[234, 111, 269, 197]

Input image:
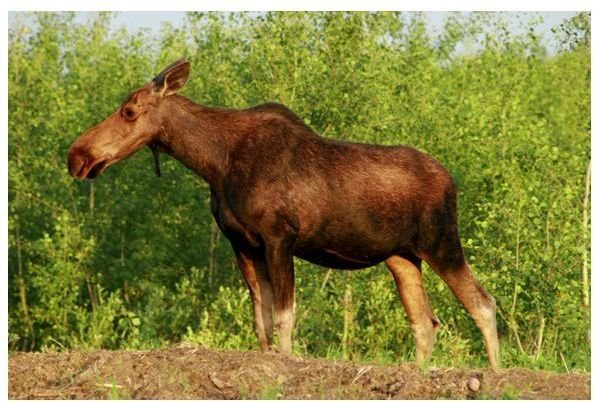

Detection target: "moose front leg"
[264, 238, 296, 354]
[234, 247, 274, 351]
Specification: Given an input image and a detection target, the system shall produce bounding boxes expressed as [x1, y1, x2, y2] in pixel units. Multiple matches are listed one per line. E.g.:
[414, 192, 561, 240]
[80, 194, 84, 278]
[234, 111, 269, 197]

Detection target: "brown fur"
[68, 59, 500, 368]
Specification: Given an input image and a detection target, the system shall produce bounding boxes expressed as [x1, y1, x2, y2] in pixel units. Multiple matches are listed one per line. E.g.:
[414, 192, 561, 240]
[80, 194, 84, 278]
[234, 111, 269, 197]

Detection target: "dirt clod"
[8, 346, 591, 399]
[209, 372, 231, 390]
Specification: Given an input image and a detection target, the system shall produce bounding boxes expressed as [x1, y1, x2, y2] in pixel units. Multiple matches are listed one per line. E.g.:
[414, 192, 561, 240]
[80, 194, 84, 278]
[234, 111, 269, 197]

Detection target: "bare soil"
[8, 346, 591, 399]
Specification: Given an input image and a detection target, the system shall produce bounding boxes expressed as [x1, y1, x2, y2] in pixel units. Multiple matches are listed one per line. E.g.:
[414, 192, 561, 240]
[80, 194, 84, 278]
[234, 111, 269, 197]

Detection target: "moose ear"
[152, 58, 190, 97]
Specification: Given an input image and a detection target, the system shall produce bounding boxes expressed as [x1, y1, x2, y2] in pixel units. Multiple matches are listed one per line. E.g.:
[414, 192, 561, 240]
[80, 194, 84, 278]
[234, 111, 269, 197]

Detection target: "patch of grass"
[108, 383, 121, 400]
[93, 371, 131, 400]
[179, 375, 190, 395]
[476, 391, 494, 400]
[238, 383, 250, 399]
[501, 384, 522, 400]
[106, 381, 130, 400]
[260, 382, 284, 400]
[318, 376, 326, 399]
[334, 368, 345, 399]
[167, 366, 190, 391]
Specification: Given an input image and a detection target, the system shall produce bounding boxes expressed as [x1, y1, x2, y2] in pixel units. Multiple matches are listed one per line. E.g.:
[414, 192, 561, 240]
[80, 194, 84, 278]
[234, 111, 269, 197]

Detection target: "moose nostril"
[67, 151, 87, 179]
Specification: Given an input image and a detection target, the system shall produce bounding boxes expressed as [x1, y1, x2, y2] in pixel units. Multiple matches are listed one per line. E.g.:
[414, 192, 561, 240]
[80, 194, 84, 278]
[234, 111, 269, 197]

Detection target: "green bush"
[183, 285, 256, 350]
[8, 11, 590, 371]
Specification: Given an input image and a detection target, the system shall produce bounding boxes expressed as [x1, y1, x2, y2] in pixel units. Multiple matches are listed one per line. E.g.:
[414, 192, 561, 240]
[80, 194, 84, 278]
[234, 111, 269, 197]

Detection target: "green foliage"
[501, 384, 522, 399]
[183, 285, 256, 350]
[8, 11, 591, 372]
[260, 382, 284, 400]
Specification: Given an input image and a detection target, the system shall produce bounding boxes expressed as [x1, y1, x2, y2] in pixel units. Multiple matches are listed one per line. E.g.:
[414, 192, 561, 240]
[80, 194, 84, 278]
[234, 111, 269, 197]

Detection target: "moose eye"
[122, 108, 136, 121]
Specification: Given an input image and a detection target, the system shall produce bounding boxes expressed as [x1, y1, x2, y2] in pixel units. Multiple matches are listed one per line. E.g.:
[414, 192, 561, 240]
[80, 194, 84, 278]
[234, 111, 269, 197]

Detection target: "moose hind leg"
[427, 254, 500, 369]
[234, 248, 274, 351]
[385, 255, 440, 367]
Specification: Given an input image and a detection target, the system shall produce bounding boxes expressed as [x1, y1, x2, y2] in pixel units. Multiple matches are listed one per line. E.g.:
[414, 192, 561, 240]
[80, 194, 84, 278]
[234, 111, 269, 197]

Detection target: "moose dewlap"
[68, 58, 500, 369]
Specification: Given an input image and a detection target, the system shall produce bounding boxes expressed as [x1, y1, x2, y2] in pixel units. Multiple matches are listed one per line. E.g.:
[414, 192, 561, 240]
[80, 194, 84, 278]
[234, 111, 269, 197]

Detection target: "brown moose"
[68, 59, 500, 369]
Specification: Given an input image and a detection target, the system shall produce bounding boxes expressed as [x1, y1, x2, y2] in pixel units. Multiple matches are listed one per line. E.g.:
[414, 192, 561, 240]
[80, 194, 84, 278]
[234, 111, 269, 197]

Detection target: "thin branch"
[582, 160, 590, 308]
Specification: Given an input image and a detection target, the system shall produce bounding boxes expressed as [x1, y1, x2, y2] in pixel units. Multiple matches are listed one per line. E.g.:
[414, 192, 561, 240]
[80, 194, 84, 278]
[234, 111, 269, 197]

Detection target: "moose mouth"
[73, 158, 109, 180]
[86, 159, 109, 179]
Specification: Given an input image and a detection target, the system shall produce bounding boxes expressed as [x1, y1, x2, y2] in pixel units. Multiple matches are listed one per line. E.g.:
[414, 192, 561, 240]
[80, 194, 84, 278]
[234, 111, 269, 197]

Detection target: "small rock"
[388, 381, 403, 394]
[467, 377, 480, 392]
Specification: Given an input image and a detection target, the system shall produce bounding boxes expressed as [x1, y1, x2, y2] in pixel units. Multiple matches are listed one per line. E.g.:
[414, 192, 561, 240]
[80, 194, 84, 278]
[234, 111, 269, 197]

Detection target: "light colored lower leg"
[436, 264, 500, 369]
[411, 319, 439, 366]
[274, 305, 295, 354]
[473, 293, 500, 369]
[260, 280, 274, 348]
[386, 256, 440, 366]
[460, 275, 499, 369]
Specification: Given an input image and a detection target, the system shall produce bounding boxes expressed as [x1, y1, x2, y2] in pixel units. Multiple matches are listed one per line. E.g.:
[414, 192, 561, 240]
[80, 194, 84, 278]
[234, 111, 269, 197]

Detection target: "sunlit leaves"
[8, 11, 590, 370]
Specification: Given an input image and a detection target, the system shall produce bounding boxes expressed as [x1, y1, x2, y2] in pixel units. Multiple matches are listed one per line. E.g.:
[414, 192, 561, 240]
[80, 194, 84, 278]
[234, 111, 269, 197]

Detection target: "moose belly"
[292, 215, 418, 269]
[294, 246, 389, 270]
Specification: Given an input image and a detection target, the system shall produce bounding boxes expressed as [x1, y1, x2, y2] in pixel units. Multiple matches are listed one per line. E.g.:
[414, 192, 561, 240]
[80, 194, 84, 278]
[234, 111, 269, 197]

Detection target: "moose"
[68, 59, 499, 369]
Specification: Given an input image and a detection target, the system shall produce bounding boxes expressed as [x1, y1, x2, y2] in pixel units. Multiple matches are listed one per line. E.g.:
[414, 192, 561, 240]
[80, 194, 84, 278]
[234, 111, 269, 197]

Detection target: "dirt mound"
[8, 346, 591, 399]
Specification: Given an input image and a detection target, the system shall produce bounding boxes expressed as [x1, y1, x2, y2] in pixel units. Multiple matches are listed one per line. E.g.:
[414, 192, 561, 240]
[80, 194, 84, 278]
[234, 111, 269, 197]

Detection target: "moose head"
[67, 58, 190, 180]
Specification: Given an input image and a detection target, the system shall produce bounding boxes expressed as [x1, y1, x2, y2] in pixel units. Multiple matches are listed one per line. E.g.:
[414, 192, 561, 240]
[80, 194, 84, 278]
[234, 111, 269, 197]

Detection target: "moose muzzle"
[67, 146, 110, 180]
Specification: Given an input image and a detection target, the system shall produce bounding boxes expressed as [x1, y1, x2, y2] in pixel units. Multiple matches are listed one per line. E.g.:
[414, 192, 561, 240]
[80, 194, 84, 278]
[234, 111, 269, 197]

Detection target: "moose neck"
[156, 95, 233, 185]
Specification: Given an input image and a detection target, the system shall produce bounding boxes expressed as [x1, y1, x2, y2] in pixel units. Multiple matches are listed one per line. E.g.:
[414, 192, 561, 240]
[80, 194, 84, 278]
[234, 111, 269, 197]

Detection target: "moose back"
[68, 59, 500, 369]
